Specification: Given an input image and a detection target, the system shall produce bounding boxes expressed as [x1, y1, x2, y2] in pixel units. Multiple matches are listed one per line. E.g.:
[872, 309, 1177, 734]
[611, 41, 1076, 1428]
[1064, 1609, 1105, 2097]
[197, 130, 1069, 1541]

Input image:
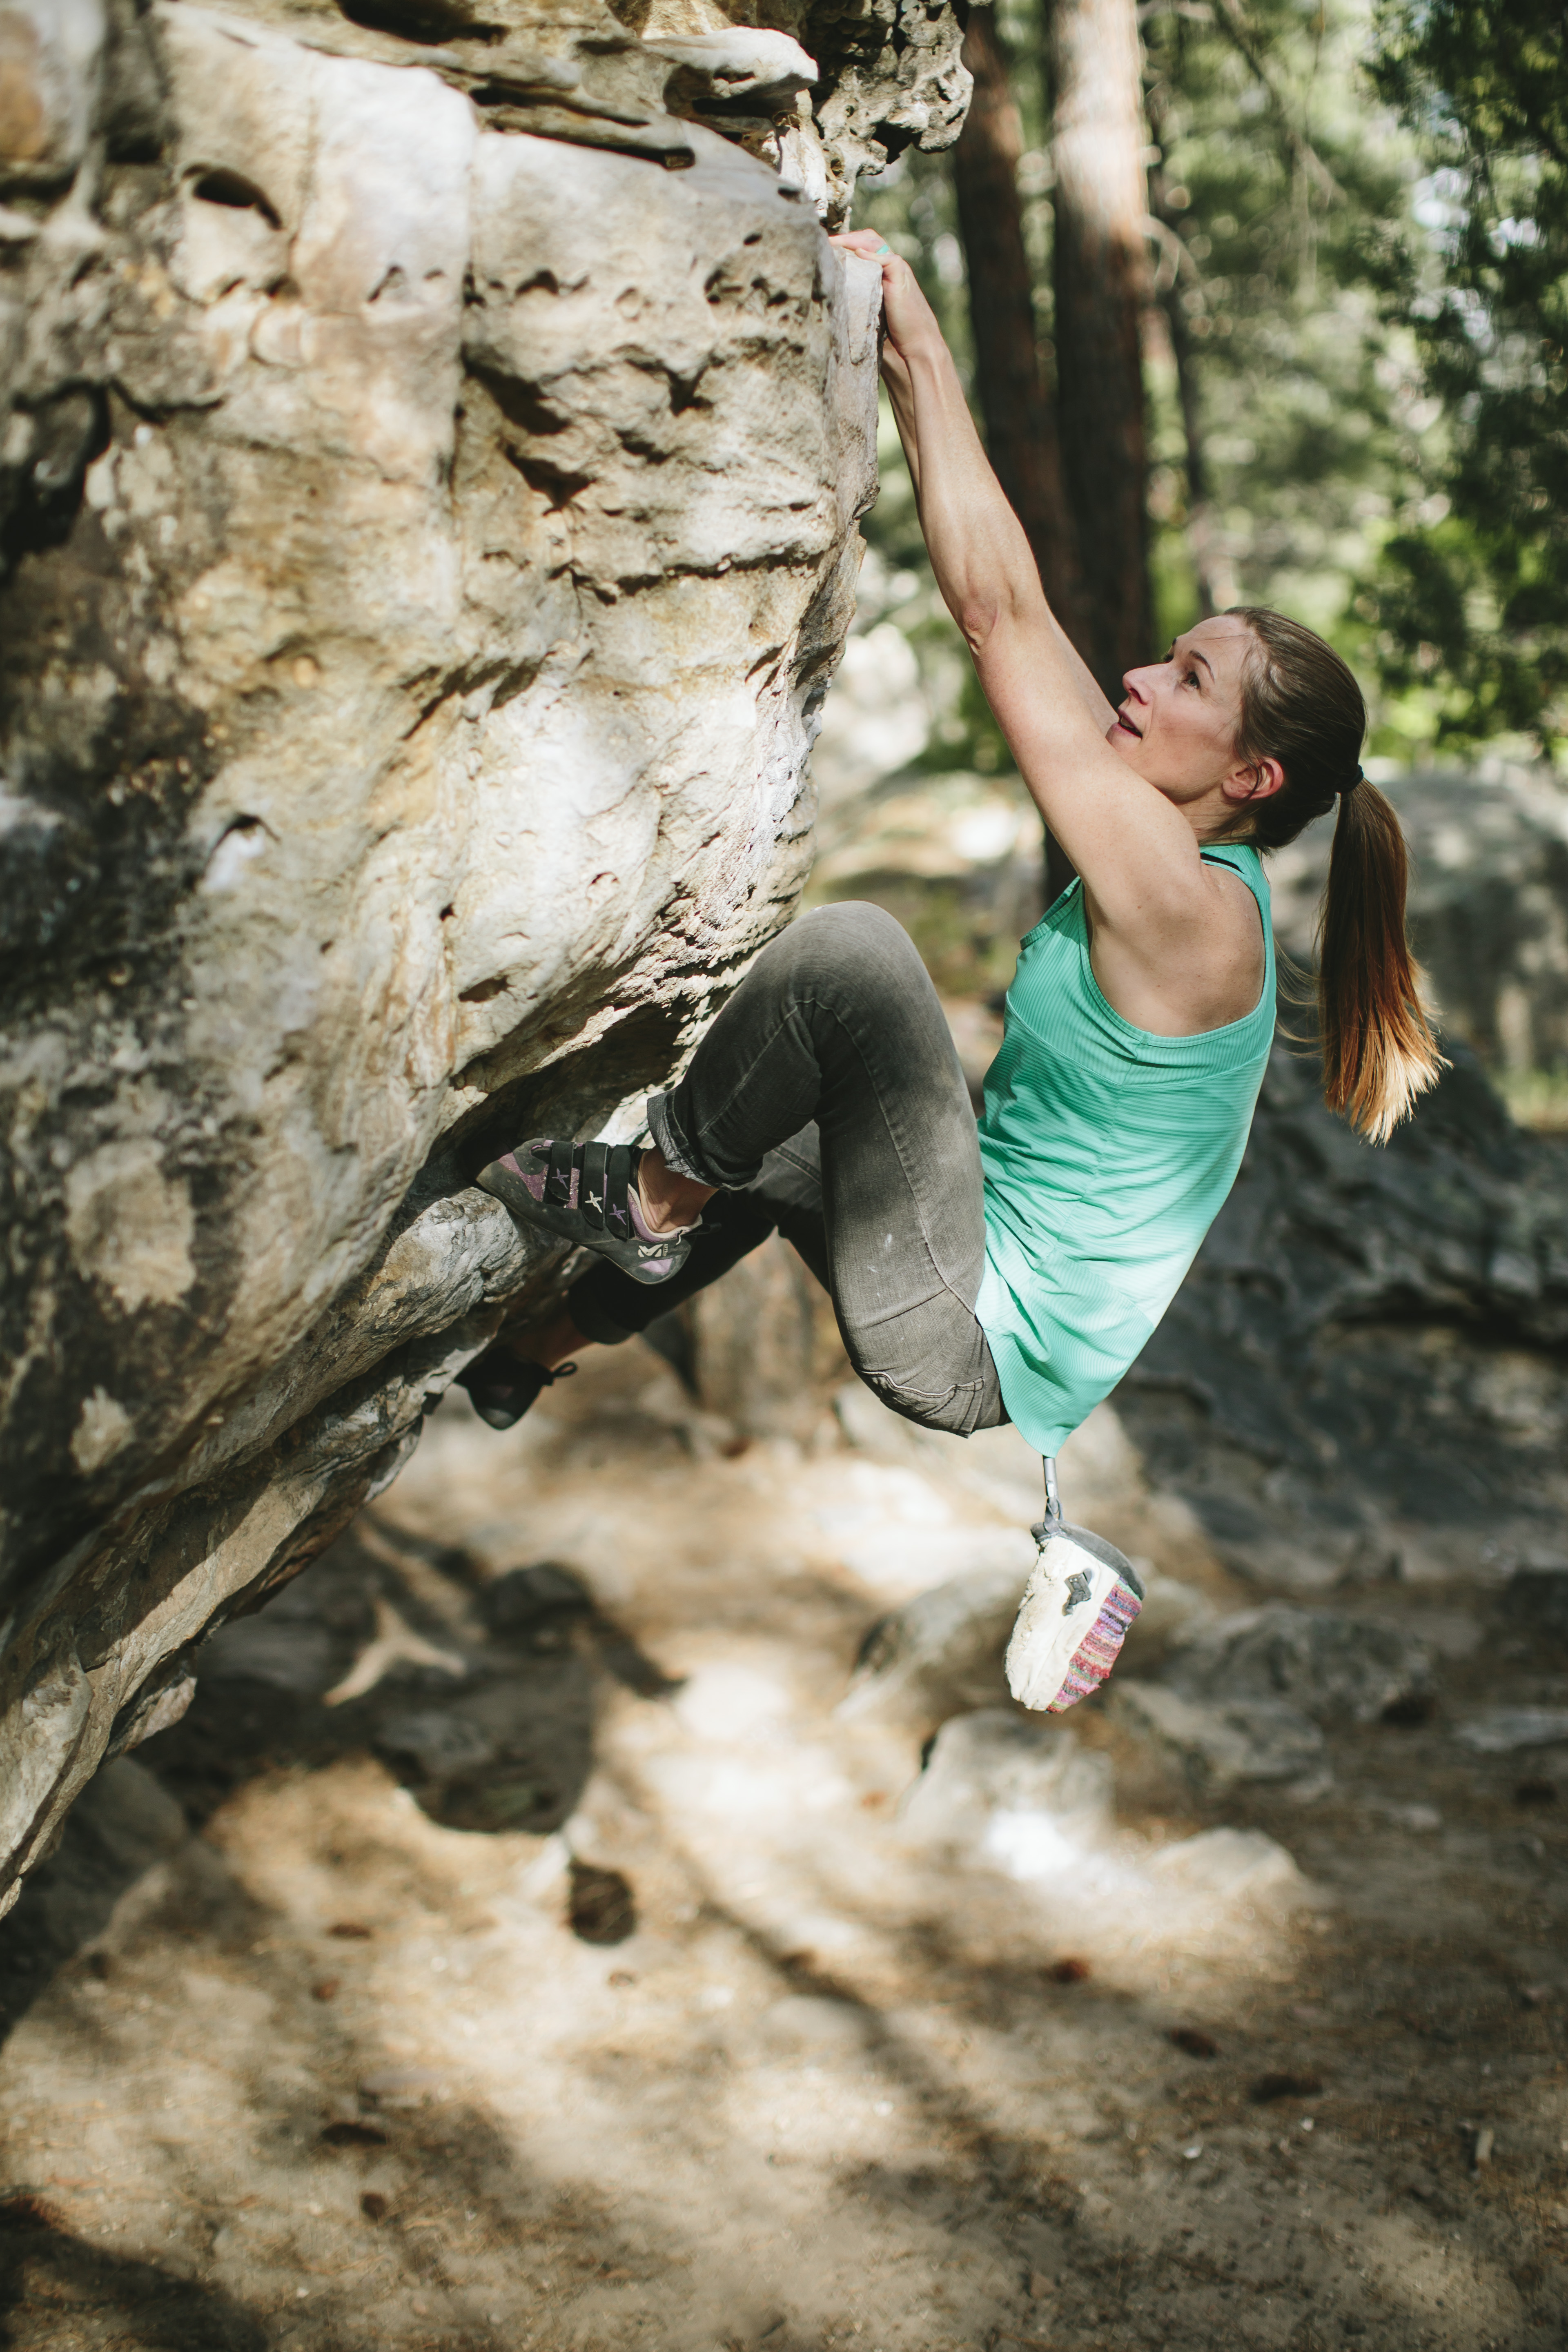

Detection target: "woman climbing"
[458, 234, 1442, 1712]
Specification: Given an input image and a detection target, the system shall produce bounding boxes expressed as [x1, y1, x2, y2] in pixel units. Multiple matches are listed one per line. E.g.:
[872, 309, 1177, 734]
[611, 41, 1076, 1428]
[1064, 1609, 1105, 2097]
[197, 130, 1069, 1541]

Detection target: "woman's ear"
[1223, 755, 1286, 806]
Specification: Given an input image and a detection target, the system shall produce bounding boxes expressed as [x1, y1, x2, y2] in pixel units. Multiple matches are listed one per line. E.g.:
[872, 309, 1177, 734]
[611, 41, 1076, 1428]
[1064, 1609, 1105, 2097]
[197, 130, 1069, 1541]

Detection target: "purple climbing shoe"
[476, 1137, 698, 1286]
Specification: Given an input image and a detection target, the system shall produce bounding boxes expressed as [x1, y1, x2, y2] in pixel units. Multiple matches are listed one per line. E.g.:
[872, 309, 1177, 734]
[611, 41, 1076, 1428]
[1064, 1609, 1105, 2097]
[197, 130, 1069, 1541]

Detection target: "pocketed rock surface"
[0, 0, 928, 1909]
[2, 1345, 1566, 2351]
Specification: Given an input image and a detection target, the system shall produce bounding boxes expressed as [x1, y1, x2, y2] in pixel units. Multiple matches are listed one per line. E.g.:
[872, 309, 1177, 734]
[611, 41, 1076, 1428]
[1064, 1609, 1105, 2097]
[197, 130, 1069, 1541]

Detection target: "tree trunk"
[951, 3, 1081, 903]
[1144, 74, 1234, 617]
[1047, 0, 1154, 698]
[952, 6, 1080, 628]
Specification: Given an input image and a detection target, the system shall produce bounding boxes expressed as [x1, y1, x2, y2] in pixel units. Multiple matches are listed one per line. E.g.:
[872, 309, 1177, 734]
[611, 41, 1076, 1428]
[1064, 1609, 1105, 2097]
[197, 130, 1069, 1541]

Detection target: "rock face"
[1118, 1040, 1568, 1588]
[1267, 764, 1568, 1094]
[0, 0, 967, 1909]
[1105, 1602, 1437, 1796]
[896, 1707, 1113, 1849]
[1156, 1604, 1434, 1727]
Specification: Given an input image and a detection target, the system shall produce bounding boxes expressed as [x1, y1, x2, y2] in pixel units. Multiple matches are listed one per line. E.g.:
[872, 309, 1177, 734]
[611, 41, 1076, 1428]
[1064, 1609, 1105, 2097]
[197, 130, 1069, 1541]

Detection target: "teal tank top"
[974, 844, 1275, 1456]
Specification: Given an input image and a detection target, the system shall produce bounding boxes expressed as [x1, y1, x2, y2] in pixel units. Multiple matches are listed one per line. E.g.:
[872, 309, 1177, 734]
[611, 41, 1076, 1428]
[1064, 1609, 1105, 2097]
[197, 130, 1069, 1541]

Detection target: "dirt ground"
[2, 1340, 1567, 2352]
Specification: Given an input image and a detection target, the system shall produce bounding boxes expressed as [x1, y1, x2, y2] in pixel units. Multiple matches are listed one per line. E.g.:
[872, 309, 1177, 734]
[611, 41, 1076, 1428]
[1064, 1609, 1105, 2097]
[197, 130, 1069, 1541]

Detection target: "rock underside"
[0, 0, 978, 1909]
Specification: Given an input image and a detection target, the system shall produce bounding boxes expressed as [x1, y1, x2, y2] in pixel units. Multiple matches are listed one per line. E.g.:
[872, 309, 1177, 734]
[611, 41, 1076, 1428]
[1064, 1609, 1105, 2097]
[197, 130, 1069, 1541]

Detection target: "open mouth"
[1113, 708, 1144, 739]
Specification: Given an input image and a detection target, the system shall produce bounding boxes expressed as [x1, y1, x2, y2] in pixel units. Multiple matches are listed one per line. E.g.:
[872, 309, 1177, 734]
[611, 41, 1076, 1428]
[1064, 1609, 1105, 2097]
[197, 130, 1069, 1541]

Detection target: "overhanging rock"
[0, 0, 963, 1911]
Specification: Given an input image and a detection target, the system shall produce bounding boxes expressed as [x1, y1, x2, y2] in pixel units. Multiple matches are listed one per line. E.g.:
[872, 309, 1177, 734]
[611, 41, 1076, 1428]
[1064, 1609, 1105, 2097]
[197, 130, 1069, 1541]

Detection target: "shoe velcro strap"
[580, 1140, 610, 1231]
[544, 1136, 575, 1207]
[604, 1143, 635, 1239]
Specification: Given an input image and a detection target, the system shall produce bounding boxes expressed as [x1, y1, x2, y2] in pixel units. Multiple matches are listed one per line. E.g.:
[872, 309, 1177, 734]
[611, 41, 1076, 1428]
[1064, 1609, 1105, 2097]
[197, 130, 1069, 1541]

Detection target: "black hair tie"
[1343, 766, 1365, 793]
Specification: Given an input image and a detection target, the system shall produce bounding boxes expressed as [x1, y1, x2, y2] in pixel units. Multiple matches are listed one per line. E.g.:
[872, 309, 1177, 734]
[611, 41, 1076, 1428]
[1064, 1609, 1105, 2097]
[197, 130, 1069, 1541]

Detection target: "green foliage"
[849, 2, 1443, 759]
[844, 1, 1568, 766]
[1140, 0, 1429, 675]
[1365, 3, 1568, 749]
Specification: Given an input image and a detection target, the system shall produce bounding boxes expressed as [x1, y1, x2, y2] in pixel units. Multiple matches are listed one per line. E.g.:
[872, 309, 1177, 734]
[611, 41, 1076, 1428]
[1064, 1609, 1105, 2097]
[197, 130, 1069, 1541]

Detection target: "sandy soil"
[2, 1343, 1566, 2352]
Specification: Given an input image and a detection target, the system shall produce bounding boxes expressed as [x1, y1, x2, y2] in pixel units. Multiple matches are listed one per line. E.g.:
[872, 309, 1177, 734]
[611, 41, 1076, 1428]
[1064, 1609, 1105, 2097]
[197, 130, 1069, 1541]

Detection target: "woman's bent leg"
[650, 903, 1003, 1436]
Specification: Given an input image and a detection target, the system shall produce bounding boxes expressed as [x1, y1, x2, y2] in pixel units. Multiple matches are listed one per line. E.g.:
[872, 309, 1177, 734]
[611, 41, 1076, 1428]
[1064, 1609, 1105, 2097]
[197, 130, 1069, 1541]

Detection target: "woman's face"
[1106, 615, 1274, 815]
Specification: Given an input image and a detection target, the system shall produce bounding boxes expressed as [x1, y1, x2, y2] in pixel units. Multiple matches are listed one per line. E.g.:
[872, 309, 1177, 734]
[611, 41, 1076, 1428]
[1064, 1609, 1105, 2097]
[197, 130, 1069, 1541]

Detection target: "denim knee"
[861, 1368, 1005, 1439]
[782, 901, 924, 992]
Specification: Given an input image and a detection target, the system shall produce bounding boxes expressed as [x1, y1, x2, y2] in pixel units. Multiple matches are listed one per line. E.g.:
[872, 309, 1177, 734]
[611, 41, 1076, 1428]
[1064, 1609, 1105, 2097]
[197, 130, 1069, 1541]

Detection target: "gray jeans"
[569, 902, 1007, 1437]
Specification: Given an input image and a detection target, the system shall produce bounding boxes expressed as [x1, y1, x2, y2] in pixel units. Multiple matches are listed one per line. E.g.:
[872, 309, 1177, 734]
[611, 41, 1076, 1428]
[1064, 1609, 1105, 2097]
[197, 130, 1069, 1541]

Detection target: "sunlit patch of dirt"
[1, 1347, 1565, 2350]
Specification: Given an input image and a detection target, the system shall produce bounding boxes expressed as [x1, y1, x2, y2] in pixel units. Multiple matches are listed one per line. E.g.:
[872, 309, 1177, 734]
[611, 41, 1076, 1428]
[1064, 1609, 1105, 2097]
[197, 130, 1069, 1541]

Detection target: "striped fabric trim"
[1046, 1577, 1143, 1715]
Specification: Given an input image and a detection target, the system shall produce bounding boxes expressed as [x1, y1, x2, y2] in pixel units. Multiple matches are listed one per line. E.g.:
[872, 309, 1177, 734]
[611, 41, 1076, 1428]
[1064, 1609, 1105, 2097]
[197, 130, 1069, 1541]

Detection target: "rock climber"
[454, 231, 1442, 1712]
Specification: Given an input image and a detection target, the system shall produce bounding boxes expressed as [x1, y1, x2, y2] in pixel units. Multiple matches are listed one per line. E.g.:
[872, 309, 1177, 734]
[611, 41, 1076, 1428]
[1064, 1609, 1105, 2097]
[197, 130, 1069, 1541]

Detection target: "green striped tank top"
[974, 843, 1274, 1456]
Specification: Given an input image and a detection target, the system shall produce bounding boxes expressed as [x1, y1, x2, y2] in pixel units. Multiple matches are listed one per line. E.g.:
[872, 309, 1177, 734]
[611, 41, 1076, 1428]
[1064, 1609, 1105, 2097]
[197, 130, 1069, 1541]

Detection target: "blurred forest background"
[809, 0, 1568, 1129]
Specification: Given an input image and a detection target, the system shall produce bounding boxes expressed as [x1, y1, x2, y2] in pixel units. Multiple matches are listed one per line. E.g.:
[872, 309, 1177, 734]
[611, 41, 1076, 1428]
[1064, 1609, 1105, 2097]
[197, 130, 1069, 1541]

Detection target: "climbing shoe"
[455, 1348, 576, 1432]
[1004, 1457, 1145, 1713]
[476, 1137, 698, 1286]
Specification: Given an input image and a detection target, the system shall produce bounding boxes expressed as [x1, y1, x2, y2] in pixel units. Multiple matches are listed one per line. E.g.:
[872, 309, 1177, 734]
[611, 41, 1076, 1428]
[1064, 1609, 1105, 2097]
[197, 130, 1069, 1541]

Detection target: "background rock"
[641, 1227, 848, 1444]
[1117, 1038, 1568, 1590]
[1266, 763, 1568, 1114]
[1156, 1604, 1434, 1727]
[1501, 1559, 1568, 1642]
[896, 1706, 1114, 1849]
[839, 1560, 1034, 1731]
[0, 0, 972, 1909]
[1107, 1682, 1325, 1793]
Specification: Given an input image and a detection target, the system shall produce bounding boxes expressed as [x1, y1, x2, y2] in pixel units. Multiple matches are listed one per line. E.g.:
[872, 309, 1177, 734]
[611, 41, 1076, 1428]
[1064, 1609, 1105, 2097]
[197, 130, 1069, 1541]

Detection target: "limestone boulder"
[0, 0, 958, 1908]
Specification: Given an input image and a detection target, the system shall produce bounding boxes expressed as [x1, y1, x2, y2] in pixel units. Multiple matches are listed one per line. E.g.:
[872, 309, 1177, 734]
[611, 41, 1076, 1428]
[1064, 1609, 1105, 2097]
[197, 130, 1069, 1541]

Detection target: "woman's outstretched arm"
[874, 289, 1116, 744]
[831, 233, 1212, 945]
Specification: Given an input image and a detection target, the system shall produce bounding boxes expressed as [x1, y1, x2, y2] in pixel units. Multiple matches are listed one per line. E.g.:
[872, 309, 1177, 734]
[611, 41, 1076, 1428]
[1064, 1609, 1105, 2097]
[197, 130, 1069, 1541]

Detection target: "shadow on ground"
[2, 1337, 1566, 2350]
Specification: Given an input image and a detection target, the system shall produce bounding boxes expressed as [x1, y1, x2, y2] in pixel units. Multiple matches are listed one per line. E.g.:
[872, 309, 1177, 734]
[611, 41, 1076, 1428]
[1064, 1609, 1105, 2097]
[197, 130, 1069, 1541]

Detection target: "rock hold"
[640, 27, 819, 108]
[0, 0, 108, 193]
[633, 0, 971, 223]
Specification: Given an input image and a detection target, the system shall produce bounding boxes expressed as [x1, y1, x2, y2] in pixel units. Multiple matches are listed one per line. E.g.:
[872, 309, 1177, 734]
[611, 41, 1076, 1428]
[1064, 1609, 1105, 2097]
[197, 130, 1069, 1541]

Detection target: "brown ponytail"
[1223, 607, 1445, 1144]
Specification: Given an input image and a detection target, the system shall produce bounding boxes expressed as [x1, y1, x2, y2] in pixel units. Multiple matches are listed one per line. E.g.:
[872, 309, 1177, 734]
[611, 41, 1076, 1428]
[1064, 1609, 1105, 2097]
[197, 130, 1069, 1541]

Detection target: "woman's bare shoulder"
[1088, 852, 1266, 1036]
[1191, 854, 1269, 1015]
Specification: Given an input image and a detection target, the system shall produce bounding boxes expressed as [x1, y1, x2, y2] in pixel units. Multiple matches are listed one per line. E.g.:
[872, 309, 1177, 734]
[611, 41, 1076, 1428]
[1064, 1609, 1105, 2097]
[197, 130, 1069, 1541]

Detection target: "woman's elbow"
[951, 581, 1012, 650]
[954, 581, 1030, 660]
